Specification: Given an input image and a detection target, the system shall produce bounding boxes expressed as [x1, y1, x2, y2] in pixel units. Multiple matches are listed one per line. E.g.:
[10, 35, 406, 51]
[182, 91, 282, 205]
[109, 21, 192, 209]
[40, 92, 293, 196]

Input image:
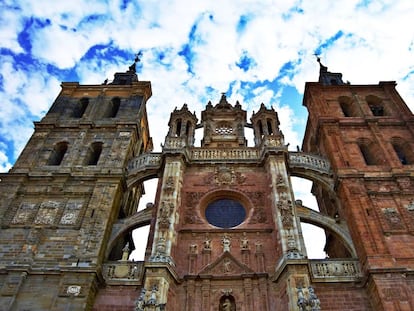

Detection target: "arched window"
[175, 119, 182, 136]
[366, 95, 386, 116]
[338, 96, 357, 117]
[391, 138, 413, 165]
[85, 142, 103, 165]
[358, 140, 378, 165]
[48, 142, 68, 165]
[105, 97, 121, 118]
[258, 120, 264, 136]
[185, 121, 191, 136]
[267, 119, 273, 135]
[73, 98, 89, 118]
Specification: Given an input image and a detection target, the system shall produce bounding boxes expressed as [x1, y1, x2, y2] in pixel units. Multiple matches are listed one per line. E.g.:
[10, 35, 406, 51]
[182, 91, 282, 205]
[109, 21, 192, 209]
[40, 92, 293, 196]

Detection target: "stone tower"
[0, 61, 153, 310]
[301, 60, 414, 310]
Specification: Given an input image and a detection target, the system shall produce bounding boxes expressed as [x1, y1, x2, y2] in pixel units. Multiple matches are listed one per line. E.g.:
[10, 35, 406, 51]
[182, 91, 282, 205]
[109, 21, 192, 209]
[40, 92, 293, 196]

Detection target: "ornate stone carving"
[277, 195, 294, 229]
[60, 201, 82, 225]
[183, 192, 203, 224]
[34, 201, 61, 225]
[189, 244, 198, 254]
[148, 253, 175, 266]
[240, 232, 249, 250]
[157, 201, 174, 229]
[163, 176, 175, 196]
[59, 282, 85, 297]
[67, 285, 82, 296]
[309, 259, 361, 281]
[215, 166, 234, 185]
[223, 258, 232, 273]
[104, 261, 143, 282]
[297, 286, 321, 311]
[382, 207, 404, 230]
[191, 148, 260, 161]
[222, 234, 231, 252]
[397, 177, 411, 190]
[203, 236, 212, 250]
[276, 174, 286, 189]
[248, 192, 268, 224]
[135, 284, 166, 311]
[12, 202, 37, 224]
[406, 201, 414, 212]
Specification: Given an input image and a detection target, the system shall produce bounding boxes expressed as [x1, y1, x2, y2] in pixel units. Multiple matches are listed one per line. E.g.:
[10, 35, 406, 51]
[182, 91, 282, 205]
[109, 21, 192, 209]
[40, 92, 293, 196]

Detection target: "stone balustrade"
[103, 261, 144, 285]
[190, 148, 260, 161]
[128, 153, 162, 171]
[288, 152, 331, 175]
[309, 259, 361, 282]
[127, 150, 332, 178]
[163, 136, 187, 149]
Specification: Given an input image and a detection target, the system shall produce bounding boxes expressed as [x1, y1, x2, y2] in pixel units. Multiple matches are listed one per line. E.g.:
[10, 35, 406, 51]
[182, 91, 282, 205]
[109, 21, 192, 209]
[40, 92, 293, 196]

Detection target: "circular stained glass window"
[205, 199, 246, 228]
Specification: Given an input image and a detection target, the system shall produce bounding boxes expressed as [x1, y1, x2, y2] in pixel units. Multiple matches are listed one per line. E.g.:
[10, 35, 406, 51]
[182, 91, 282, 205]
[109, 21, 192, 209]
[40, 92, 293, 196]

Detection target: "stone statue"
[240, 232, 249, 249]
[121, 242, 130, 261]
[135, 288, 146, 311]
[204, 236, 211, 250]
[222, 298, 233, 311]
[308, 286, 321, 310]
[223, 259, 232, 273]
[222, 234, 231, 252]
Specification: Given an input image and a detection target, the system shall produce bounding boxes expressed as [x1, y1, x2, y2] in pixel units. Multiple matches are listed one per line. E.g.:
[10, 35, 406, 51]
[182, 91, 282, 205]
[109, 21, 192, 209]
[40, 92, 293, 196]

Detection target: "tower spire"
[315, 55, 344, 86]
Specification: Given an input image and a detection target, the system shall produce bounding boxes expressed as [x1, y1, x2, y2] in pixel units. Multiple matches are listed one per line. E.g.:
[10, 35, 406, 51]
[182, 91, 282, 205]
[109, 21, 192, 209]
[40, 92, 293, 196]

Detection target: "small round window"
[205, 199, 246, 228]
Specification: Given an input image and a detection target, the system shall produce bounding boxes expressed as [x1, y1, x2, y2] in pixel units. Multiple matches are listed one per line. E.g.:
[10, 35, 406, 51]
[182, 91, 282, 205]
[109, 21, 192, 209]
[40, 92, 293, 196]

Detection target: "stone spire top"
[316, 56, 344, 86]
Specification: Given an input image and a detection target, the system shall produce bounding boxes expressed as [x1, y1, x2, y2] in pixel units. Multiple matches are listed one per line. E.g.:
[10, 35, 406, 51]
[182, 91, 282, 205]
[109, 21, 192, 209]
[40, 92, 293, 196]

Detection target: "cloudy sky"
[1, 0, 414, 258]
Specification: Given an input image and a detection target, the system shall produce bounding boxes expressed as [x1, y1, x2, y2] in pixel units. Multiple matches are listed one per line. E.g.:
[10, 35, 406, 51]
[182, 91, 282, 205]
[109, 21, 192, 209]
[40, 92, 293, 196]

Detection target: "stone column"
[265, 155, 306, 259]
[144, 156, 185, 307]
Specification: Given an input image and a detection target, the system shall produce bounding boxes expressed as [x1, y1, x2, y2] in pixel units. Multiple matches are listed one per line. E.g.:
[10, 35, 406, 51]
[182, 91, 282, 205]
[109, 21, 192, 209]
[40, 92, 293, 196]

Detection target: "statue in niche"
[203, 236, 211, 250]
[222, 234, 231, 252]
[189, 244, 198, 254]
[240, 232, 249, 249]
[222, 298, 232, 311]
[219, 296, 236, 311]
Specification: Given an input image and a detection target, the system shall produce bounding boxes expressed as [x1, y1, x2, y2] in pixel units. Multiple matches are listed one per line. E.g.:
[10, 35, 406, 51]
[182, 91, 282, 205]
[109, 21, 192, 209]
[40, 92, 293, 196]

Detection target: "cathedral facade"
[0, 61, 413, 310]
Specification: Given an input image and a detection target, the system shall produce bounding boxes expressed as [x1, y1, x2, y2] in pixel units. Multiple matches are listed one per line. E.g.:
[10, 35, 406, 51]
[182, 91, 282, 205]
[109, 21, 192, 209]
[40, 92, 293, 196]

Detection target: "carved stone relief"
[204, 166, 247, 186]
[157, 201, 174, 229]
[247, 192, 267, 224]
[381, 207, 405, 231]
[277, 194, 294, 229]
[183, 192, 203, 224]
[12, 202, 37, 224]
[406, 201, 414, 212]
[34, 201, 62, 225]
[397, 177, 411, 190]
[163, 176, 175, 196]
[60, 201, 83, 225]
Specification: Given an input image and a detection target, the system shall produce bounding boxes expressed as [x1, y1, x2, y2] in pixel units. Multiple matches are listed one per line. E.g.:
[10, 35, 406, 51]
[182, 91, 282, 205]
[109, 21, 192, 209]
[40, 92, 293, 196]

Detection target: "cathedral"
[0, 57, 413, 311]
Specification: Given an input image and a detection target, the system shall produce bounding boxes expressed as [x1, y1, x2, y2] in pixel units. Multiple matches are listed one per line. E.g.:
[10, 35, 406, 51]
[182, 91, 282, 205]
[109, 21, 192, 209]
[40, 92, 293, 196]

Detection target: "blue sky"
[1, 0, 414, 258]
